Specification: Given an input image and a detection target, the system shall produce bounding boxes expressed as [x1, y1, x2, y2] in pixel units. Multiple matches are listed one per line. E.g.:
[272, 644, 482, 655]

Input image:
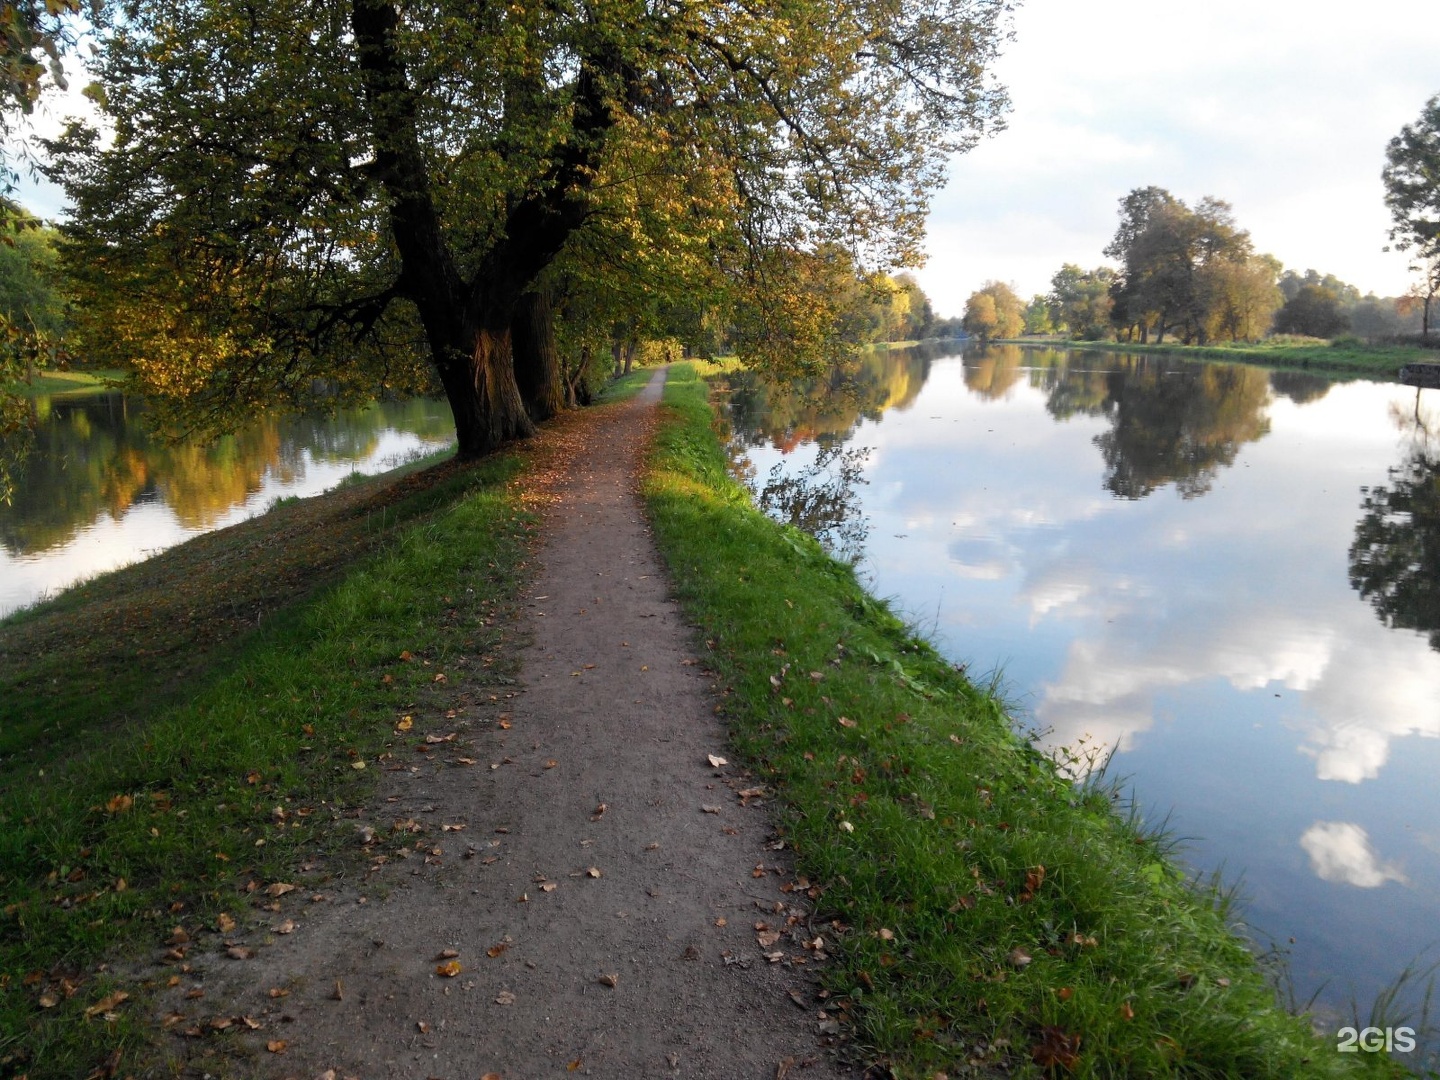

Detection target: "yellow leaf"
[436, 960, 462, 977]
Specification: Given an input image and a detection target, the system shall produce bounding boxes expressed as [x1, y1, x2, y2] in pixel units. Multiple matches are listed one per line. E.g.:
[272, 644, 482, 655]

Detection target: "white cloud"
[1300, 822, 1407, 888]
[917, 0, 1440, 313]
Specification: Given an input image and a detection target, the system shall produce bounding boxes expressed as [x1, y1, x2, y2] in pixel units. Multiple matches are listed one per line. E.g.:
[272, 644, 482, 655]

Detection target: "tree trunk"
[512, 290, 566, 422]
[434, 322, 534, 458]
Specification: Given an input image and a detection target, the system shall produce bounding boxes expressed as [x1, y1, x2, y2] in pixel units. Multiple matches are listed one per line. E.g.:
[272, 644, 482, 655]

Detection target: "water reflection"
[728, 345, 932, 450]
[0, 392, 454, 615]
[724, 340, 1440, 1029]
[755, 445, 871, 563]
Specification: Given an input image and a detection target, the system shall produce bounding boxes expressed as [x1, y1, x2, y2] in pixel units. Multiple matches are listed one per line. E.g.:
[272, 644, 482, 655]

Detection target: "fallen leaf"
[757, 931, 783, 948]
[273, 919, 296, 934]
[332, 979, 344, 1001]
[396, 716, 414, 732]
[597, 973, 618, 988]
[494, 991, 515, 1005]
[442, 823, 466, 832]
[350, 760, 367, 770]
[106, 794, 133, 814]
[539, 882, 557, 892]
[84, 991, 129, 1018]
[1120, 1000, 1135, 1020]
[267, 1039, 287, 1053]
[586, 866, 602, 878]
[837, 717, 857, 728]
[217, 913, 236, 933]
[701, 805, 722, 814]
[486, 944, 508, 958]
[1008, 947, 1032, 968]
[417, 1021, 431, 1034]
[1031, 1026, 1081, 1070]
[436, 960, 462, 977]
[437, 948, 460, 959]
[707, 754, 728, 768]
[568, 1061, 583, 1072]
[264, 882, 297, 898]
[267, 988, 289, 999]
[590, 803, 607, 820]
[544, 760, 558, 769]
[877, 927, 895, 941]
[715, 917, 727, 927]
[241, 1016, 262, 1030]
[38, 991, 59, 1008]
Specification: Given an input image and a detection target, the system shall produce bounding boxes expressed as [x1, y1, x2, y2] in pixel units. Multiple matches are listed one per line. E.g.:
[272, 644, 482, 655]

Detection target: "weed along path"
[168, 369, 854, 1079]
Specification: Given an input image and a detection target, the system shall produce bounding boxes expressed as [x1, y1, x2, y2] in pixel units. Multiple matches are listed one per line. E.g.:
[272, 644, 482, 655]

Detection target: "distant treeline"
[961, 186, 1428, 347]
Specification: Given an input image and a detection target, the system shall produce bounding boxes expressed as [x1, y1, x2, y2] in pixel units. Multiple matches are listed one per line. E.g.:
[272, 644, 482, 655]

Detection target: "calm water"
[725, 342, 1440, 1033]
[0, 392, 456, 617]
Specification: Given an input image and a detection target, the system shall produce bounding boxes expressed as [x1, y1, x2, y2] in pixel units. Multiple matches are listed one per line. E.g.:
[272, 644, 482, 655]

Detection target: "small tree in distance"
[963, 281, 1024, 342]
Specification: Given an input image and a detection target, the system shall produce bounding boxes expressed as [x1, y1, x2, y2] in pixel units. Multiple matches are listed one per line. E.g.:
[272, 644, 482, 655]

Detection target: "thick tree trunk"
[512, 290, 566, 422]
[434, 323, 534, 458]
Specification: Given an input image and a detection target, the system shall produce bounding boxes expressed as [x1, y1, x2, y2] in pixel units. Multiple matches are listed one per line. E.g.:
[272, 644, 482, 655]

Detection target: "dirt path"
[170, 371, 856, 1079]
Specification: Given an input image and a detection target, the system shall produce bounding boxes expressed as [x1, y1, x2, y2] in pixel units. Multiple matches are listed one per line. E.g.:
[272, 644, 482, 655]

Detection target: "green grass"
[0, 451, 536, 1079]
[2, 369, 126, 397]
[643, 361, 1408, 1078]
[1041, 338, 1434, 380]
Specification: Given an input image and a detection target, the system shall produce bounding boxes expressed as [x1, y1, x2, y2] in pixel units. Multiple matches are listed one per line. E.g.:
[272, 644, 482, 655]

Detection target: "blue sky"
[916, 0, 1440, 316]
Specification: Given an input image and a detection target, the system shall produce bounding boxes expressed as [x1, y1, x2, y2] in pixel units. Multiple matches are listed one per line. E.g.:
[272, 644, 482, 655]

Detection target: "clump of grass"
[644, 362, 1402, 1078]
[0, 453, 534, 1079]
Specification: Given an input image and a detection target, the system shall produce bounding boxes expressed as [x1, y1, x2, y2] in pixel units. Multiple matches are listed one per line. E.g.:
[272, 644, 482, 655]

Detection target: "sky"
[915, 0, 1440, 317]
[9, 1, 1440, 321]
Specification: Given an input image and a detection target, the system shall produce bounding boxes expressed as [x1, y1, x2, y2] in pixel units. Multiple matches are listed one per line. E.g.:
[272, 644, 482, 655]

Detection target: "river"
[0, 391, 456, 618]
[723, 341, 1440, 1037]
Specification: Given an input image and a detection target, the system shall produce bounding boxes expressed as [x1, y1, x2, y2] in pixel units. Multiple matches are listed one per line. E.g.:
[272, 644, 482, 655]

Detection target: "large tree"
[1383, 93, 1440, 340]
[1104, 189, 1267, 345]
[962, 279, 1023, 342]
[50, 0, 1012, 455]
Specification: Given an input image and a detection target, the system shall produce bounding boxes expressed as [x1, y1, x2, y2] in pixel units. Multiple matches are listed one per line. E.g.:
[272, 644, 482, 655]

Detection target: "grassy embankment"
[2, 369, 126, 397]
[0, 443, 551, 1077]
[644, 361, 1407, 1078]
[1006, 337, 1435, 380]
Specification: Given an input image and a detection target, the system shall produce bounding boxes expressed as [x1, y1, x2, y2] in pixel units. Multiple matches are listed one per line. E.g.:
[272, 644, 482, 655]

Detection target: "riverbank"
[2, 367, 126, 397]
[1001, 337, 1433, 380]
[644, 362, 1406, 1077]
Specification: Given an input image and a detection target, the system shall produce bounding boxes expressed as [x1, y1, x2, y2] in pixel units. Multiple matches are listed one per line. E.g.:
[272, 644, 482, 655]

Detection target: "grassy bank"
[643, 362, 1404, 1078]
[1008, 337, 1434, 380]
[0, 452, 537, 1078]
[2, 368, 126, 397]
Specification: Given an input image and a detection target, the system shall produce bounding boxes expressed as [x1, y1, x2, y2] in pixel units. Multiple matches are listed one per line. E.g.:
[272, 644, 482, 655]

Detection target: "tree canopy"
[1103, 188, 1280, 346]
[962, 279, 1023, 341]
[1383, 93, 1440, 339]
[50, 0, 1013, 455]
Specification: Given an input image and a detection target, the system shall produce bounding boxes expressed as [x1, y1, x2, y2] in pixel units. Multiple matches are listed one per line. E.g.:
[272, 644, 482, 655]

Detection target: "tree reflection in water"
[756, 445, 871, 563]
[1350, 391, 1440, 650]
[1025, 350, 1273, 499]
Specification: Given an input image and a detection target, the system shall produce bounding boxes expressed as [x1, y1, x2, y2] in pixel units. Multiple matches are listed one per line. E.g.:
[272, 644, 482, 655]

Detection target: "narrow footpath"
[172, 370, 855, 1079]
